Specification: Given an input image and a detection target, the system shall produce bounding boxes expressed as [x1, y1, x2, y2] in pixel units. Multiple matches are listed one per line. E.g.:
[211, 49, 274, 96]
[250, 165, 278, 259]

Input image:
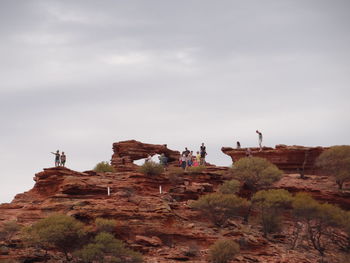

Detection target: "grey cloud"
[0, 0, 349, 203]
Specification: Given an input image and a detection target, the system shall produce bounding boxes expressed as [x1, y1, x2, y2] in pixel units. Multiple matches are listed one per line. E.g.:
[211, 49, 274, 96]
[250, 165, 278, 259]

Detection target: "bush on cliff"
[252, 189, 293, 236]
[75, 232, 143, 263]
[0, 220, 21, 242]
[186, 166, 205, 174]
[292, 193, 344, 257]
[209, 239, 239, 263]
[231, 157, 282, 191]
[190, 193, 250, 227]
[138, 161, 164, 176]
[219, 179, 241, 194]
[95, 218, 117, 234]
[24, 214, 86, 261]
[93, 161, 116, 173]
[316, 146, 350, 189]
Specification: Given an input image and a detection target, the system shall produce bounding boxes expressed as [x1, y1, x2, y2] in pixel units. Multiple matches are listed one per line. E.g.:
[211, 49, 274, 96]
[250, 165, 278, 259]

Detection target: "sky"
[1, 0, 349, 203]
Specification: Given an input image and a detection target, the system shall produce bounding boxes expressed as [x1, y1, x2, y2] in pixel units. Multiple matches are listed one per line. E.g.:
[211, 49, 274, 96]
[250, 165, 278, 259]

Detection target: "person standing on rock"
[60, 152, 66, 167]
[200, 143, 207, 166]
[51, 150, 60, 167]
[236, 141, 241, 149]
[196, 151, 201, 164]
[256, 130, 263, 151]
[180, 154, 187, 170]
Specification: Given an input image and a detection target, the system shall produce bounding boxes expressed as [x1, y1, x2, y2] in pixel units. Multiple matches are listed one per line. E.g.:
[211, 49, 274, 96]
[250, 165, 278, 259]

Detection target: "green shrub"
[186, 166, 205, 174]
[316, 146, 350, 189]
[190, 193, 250, 227]
[209, 239, 239, 263]
[219, 180, 240, 194]
[252, 189, 293, 236]
[138, 161, 164, 176]
[76, 232, 143, 263]
[292, 193, 344, 256]
[0, 220, 21, 242]
[94, 161, 116, 173]
[231, 157, 282, 190]
[95, 218, 117, 233]
[24, 214, 86, 261]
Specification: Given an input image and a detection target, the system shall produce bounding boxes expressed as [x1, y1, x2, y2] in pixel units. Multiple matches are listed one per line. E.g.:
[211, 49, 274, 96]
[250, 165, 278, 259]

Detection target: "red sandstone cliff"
[222, 144, 326, 174]
[0, 141, 349, 262]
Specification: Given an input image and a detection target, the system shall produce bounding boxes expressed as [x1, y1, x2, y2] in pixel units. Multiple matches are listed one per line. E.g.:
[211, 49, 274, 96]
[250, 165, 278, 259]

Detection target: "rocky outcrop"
[1, 141, 349, 262]
[111, 140, 180, 171]
[273, 174, 350, 210]
[222, 144, 327, 174]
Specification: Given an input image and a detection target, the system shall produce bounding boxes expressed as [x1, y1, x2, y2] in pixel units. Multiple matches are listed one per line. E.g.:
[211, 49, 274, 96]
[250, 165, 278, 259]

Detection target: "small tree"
[94, 161, 116, 173]
[24, 214, 86, 261]
[316, 146, 350, 189]
[0, 221, 21, 242]
[219, 180, 240, 194]
[252, 189, 293, 236]
[231, 157, 282, 191]
[190, 193, 250, 227]
[209, 239, 239, 263]
[292, 193, 344, 258]
[138, 161, 164, 176]
[76, 232, 143, 263]
[95, 218, 117, 233]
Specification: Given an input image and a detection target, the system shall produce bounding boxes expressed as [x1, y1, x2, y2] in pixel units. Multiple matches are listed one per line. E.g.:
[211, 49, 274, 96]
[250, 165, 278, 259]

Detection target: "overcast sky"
[1, 0, 349, 203]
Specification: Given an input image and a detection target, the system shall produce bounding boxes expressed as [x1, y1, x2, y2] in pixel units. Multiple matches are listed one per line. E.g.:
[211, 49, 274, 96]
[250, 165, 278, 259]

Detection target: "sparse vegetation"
[190, 193, 250, 226]
[292, 193, 344, 257]
[76, 232, 143, 263]
[209, 239, 240, 263]
[231, 157, 283, 191]
[0, 220, 21, 242]
[95, 218, 117, 233]
[93, 161, 116, 173]
[186, 166, 205, 174]
[252, 189, 293, 236]
[219, 179, 241, 194]
[316, 146, 350, 189]
[138, 161, 164, 176]
[24, 214, 86, 261]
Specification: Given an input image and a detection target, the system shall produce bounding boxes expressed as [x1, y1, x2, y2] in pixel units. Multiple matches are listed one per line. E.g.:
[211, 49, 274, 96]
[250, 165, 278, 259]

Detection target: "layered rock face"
[222, 144, 326, 174]
[0, 141, 348, 262]
[111, 140, 180, 171]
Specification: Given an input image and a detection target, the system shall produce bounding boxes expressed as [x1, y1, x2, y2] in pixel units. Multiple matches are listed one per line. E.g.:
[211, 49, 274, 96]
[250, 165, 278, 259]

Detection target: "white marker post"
[159, 185, 162, 194]
[107, 187, 111, 196]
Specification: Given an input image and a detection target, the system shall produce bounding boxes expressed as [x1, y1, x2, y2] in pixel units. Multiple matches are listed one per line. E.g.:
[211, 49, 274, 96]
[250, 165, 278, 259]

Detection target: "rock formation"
[0, 141, 348, 262]
[222, 144, 326, 174]
[111, 140, 180, 171]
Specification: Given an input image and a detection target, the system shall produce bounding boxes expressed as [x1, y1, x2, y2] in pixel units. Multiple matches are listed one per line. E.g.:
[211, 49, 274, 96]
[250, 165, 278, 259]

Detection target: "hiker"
[256, 130, 263, 151]
[182, 147, 190, 157]
[158, 153, 168, 171]
[200, 143, 207, 166]
[196, 151, 201, 164]
[145, 155, 152, 163]
[187, 151, 193, 167]
[51, 150, 60, 167]
[159, 153, 168, 166]
[60, 152, 66, 167]
[193, 156, 199, 167]
[236, 141, 241, 149]
[246, 148, 252, 157]
[180, 154, 187, 170]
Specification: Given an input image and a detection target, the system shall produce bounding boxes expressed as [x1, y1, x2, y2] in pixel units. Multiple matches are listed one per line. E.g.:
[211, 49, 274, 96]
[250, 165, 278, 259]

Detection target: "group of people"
[51, 150, 66, 167]
[179, 143, 207, 170]
[236, 130, 263, 152]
